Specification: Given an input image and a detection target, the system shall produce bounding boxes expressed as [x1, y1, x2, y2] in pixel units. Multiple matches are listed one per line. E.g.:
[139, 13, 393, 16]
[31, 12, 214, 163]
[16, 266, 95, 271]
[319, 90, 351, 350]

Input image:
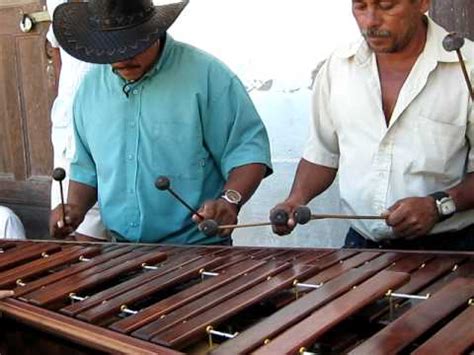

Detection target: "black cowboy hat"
[53, 0, 189, 64]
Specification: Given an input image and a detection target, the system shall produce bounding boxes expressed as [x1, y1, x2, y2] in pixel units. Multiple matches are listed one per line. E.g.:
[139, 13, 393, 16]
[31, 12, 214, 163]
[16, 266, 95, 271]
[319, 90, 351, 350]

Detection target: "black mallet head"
[270, 209, 289, 226]
[155, 176, 170, 191]
[199, 219, 219, 237]
[443, 33, 465, 52]
[52, 167, 66, 181]
[294, 206, 312, 225]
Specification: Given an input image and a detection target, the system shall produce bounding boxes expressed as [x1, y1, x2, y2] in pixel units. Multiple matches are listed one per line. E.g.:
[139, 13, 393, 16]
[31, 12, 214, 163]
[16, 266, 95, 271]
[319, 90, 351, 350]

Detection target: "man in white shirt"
[0, 206, 25, 240]
[273, 0, 474, 251]
[47, 0, 106, 241]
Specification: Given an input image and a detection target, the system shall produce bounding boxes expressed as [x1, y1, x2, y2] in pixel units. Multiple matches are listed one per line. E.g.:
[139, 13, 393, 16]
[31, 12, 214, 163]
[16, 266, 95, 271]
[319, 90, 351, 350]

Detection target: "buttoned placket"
[124, 83, 142, 241]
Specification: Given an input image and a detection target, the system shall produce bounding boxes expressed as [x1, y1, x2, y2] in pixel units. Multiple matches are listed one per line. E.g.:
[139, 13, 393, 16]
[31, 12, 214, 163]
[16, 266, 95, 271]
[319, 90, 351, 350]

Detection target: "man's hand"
[385, 197, 439, 239]
[49, 204, 87, 239]
[270, 200, 302, 236]
[192, 199, 238, 237]
[0, 290, 14, 299]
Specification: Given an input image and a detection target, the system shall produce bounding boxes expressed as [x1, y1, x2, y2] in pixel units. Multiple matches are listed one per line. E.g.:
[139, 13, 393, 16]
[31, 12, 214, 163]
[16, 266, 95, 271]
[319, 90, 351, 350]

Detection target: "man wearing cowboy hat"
[49, 0, 272, 245]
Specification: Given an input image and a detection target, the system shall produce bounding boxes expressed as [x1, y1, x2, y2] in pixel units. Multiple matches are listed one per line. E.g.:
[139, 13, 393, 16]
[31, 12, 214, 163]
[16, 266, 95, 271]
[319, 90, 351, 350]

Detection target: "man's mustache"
[361, 28, 391, 38]
[112, 64, 141, 70]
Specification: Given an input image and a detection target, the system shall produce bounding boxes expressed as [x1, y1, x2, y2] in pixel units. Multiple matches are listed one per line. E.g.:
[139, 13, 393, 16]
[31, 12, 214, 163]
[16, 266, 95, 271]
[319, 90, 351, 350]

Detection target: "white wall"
[164, 1, 361, 247]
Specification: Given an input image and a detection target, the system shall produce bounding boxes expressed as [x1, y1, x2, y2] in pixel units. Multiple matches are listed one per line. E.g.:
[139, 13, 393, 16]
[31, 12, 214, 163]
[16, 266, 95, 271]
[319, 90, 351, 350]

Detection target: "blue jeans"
[344, 225, 474, 251]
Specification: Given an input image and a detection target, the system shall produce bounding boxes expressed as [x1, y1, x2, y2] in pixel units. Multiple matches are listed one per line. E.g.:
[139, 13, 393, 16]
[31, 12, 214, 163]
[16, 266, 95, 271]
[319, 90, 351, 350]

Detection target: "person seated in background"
[0, 206, 25, 240]
[46, 0, 107, 242]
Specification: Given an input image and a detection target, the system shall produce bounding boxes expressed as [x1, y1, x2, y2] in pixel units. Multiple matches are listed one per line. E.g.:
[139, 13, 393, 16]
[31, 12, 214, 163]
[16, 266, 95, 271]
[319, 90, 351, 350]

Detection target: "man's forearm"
[223, 163, 267, 205]
[447, 172, 474, 212]
[286, 159, 337, 205]
[67, 180, 98, 215]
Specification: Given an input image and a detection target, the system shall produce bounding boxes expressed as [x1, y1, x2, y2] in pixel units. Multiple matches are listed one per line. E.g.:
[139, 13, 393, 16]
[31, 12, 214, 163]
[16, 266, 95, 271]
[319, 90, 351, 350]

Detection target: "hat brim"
[53, 1, 188, 64]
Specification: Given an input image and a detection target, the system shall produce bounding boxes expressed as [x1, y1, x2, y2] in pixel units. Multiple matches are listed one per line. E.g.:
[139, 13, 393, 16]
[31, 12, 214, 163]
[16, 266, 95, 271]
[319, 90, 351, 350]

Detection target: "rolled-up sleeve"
[202, 76, 272, 179]
[303, 61, 340, 168]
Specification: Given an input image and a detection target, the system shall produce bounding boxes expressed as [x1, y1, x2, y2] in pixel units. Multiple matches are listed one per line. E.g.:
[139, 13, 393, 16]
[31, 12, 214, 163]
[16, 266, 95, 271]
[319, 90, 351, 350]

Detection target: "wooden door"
[431, 0, 474, 40]
[0, 0, 54, 238]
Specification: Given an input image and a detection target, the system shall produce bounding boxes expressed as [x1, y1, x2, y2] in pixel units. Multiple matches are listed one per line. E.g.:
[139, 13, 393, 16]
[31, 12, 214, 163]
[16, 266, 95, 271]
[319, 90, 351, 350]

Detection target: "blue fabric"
[71, 35, 272, 244]
[344, 227, 474, 251]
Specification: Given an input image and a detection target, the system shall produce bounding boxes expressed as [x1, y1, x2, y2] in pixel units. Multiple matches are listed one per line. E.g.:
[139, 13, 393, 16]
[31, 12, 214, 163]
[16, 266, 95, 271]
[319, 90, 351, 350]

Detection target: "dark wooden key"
[412, 304, 474, 355]
[349, 277, 474, 355]
[75, 256, 226, 323]
[13, 245, 136, 297]
[151, 264, 321, 349]
[359, 255, 465, 323]
[252, 270, 409, 355]
[61, 251, 202, 316]
[133, 261, 292, 341]
[25, 250, 167, 307]
[388, 253, 435, 272]
[0, 243, 62, 271]
[109, 258, 266, 334]
[303, 251, 380, 285]
[20, 249, 152, 302]
[0, 246, 101, 289]
[0, 298, 180, 355]
[212, 253, 400, 355]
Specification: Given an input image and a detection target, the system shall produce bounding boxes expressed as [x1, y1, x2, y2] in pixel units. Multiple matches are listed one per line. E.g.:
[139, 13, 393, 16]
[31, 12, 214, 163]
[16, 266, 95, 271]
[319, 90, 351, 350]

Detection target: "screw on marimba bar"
[468, 298, 473, 306]
[79, 256, 90, 262]
[41, 252, 49, 258]
[16, 279, 26, 287]
[141, 263, 159, 270]
[199, 268, 219, 280]
[69, 293, 88, 302]
[120, 304, 138, 315]
[293, 279, 323, 299]
[206, 325, 238, 348]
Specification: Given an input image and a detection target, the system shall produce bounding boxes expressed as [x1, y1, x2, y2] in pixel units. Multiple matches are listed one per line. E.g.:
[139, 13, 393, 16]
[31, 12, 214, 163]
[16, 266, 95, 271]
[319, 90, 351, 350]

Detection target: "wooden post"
[430, 0, 474, 40]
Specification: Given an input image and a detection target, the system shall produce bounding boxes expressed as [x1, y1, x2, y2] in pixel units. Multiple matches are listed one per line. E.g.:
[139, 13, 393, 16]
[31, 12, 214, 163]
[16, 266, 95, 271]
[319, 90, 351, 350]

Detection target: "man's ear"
[418, 0, 431, 15]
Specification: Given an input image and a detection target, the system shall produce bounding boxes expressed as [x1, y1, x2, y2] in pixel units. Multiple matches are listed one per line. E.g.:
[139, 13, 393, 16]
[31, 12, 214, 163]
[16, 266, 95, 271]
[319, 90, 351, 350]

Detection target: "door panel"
[0, 0, 53, 238]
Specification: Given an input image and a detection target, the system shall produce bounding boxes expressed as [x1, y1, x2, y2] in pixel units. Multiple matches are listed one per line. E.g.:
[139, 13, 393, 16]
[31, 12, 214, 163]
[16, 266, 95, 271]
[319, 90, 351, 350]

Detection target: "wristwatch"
[429, 191, 456, 221]
[220, 189, 242, 207]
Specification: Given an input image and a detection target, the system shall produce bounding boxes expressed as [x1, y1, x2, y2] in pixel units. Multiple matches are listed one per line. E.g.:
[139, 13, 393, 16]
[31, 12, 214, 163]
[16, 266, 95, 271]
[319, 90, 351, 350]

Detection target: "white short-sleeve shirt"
[303, 17, 474, 242]
[0, 207, 26, 240]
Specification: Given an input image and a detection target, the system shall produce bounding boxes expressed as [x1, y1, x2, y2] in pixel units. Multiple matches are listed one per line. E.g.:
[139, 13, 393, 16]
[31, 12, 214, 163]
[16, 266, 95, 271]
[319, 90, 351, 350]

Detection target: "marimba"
[0, 240, 472, 354]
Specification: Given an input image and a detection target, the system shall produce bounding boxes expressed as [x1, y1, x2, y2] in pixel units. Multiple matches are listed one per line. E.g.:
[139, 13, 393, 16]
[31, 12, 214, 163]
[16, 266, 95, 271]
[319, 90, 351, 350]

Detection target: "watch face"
[440, 198, 456, 215]
[225, 190, 241, 203]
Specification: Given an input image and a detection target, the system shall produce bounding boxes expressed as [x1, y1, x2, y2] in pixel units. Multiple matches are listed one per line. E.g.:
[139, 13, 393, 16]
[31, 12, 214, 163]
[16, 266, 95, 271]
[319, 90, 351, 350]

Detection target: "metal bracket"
[20, 10, 51, 33]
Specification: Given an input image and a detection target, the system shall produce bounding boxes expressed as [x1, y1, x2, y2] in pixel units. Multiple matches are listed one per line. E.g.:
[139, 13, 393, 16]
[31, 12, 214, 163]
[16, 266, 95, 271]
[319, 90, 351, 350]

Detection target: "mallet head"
[443, 33, 465, 52]
[52, 167, 66, 181]
[199, 219, 219, 237]
[294, 206, 312, 225]
[270, 209, 289, 226]
[155, 176, 170, 191]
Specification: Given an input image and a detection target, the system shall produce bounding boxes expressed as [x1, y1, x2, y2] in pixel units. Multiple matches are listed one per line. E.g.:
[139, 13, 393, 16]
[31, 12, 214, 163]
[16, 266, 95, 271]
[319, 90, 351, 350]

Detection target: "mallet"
[52, 167, 67, 226]
[293, 206, 386, 225]
[155, 176, 205, 219]
[442, 33, 474, 100]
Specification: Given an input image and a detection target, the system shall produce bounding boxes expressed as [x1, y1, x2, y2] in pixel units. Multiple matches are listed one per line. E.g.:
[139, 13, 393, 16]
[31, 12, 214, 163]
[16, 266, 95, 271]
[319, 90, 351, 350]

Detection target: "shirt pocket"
[152, 119, 209, 180]
[409, 114, 466, 177]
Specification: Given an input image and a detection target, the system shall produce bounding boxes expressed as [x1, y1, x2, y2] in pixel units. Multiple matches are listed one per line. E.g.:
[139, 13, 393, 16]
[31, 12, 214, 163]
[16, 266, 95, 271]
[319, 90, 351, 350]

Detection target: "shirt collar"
[336, 16, 461, 65]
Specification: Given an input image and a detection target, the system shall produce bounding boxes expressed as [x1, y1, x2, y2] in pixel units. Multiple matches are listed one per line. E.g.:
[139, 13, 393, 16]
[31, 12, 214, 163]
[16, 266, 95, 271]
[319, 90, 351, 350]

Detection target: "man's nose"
[362, 7, 383, 28]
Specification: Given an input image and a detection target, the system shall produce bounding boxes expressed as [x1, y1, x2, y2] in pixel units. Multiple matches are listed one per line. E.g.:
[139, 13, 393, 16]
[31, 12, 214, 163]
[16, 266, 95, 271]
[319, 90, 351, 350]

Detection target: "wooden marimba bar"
[0, 240, 472, 354]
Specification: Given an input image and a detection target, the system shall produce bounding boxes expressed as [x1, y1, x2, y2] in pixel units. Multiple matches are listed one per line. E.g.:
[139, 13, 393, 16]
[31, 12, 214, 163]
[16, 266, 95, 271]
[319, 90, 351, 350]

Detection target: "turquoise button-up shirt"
[70, 35, 272, 244]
